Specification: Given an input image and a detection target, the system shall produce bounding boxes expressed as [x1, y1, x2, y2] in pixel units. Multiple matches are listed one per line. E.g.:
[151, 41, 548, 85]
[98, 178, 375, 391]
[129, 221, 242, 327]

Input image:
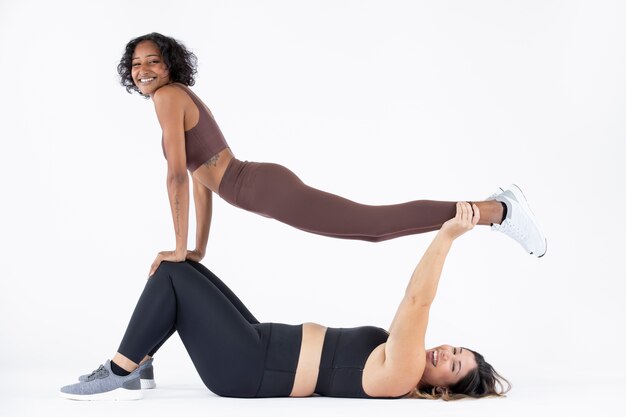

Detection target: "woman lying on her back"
[60, 202, 510, 401]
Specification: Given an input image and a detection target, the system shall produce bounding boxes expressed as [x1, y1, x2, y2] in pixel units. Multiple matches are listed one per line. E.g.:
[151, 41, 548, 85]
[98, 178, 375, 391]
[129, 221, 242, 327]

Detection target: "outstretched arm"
[363, 202, 480, 397]
[149, 86, 190, 276]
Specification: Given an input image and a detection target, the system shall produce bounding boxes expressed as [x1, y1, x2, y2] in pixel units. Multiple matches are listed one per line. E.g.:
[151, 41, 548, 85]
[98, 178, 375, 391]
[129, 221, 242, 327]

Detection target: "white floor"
[2, 367, 623, 417]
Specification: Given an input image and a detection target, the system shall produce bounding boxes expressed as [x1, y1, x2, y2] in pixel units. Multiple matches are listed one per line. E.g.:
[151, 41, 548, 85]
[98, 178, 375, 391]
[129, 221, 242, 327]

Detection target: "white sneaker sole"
[141, 379, 156, 389]
[60, 387, 143, 401]
[504, 184, 547, 257]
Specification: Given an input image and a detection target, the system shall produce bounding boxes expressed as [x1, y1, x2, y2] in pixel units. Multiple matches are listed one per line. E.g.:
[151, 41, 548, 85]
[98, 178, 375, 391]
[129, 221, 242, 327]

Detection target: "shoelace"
[86, 364, 109, 381]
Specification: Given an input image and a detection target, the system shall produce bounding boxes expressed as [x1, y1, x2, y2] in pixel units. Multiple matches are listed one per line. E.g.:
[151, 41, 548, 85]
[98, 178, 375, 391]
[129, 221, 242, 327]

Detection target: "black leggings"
[117, 261, 301, 397]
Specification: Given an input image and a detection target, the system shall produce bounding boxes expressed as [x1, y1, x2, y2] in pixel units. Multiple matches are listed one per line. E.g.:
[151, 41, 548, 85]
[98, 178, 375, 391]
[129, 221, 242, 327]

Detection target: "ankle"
[110, 360, 131, 377]
[112, 353, 138, 373]
[139, 355, 152, 366]
[475, 200, 505, 225]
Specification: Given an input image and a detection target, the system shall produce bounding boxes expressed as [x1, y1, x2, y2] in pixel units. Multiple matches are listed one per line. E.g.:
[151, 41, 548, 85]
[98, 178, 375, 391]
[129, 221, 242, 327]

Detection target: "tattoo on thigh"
[203, 154, 220, 168]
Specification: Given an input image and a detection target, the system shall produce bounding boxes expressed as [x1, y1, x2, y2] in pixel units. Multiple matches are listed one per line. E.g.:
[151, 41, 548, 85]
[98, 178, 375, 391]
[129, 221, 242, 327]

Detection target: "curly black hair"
[117, 32, 198, 97]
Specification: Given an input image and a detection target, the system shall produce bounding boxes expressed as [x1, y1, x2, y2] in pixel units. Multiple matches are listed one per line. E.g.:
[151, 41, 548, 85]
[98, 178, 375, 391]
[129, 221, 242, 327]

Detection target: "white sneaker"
[489, 184, 547, 257]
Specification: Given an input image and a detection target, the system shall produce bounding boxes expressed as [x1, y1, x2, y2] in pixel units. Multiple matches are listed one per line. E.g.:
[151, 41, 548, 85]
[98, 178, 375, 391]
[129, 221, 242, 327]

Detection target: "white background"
[1, 0, 625, 416]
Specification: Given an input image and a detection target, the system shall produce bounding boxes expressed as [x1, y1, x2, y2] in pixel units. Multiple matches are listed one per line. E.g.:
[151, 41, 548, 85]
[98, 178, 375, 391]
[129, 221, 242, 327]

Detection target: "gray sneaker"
[489, 184, 547, 257]
[60, 360, 142, 401]
[78, 357, 156, 389]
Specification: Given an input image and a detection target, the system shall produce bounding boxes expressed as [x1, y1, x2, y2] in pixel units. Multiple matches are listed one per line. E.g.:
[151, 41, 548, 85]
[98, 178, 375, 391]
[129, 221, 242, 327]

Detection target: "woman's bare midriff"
[194, 154, 326, 397]
[190, 137, 328, 397]
[290, 322, 327, 397]
[190, 148, 235, 192]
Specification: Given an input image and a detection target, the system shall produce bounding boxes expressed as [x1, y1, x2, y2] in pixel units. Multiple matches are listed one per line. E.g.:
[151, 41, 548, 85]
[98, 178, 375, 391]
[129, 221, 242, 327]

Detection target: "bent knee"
[152, 261, 188, 279]
[154, 261, 202, 284]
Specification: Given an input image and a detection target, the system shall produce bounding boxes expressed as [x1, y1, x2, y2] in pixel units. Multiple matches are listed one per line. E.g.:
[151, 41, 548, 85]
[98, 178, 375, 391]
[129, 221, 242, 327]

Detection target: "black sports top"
[161, 84, 229, 172]
[314, 326, 390, 398]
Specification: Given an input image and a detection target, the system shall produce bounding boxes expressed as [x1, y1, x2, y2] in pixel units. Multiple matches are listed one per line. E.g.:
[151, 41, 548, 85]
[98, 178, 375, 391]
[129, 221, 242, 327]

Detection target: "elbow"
[407, 293, 433, 309]
[167, 172, 188, 187]
[414, 297, 432, 309]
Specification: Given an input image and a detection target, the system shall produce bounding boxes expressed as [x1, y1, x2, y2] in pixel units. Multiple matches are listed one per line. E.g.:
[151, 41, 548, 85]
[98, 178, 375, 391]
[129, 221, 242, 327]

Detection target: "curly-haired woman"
[117, 32, 546, 275]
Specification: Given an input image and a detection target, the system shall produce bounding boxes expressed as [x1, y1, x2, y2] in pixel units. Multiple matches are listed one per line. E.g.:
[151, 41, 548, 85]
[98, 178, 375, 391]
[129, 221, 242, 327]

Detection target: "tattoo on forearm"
[174, 194, 181, 237]
[203, 154, 220, 168]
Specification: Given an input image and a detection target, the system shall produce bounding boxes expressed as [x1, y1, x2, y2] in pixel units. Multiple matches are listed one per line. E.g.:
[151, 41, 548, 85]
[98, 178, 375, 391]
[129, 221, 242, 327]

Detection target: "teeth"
[140, 78, 155, 84]
[434, 350, 438, 366]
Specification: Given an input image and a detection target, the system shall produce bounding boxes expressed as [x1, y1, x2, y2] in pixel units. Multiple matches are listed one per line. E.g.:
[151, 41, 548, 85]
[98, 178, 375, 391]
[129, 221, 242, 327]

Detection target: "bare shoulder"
[152, 84, 187, 107]
[362, 343, 425, 397]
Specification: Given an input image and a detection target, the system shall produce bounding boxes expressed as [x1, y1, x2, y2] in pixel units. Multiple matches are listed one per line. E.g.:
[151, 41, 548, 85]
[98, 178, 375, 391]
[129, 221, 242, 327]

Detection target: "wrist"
[435, 229, 455, 244]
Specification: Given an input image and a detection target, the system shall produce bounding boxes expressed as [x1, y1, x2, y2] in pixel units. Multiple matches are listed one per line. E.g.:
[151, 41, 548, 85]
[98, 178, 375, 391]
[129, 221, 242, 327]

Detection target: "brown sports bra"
[161, 83, 229, 172]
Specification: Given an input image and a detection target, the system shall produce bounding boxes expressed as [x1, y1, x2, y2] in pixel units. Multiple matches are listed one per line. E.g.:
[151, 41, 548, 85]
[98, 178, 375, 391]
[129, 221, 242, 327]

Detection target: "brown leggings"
[218, 158, 457, 242]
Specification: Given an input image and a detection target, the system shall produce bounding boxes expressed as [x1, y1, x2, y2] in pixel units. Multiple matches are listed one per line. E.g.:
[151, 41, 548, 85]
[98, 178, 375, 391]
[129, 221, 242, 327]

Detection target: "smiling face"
[419, 345, 477, 389]
[131, 40, 171, 97]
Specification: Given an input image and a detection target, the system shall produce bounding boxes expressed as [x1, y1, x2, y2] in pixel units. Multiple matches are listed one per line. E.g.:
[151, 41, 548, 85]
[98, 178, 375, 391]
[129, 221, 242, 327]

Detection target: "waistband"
[255, 323, 302, 397]
[314, 327, 341, 394]
[218, 157, 244, 207]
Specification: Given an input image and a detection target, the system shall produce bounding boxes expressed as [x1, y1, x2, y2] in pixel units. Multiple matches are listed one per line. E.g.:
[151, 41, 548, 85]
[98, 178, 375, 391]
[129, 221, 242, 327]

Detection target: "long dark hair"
[411, 348, 511, 400]
[118, 32, 197, 97]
